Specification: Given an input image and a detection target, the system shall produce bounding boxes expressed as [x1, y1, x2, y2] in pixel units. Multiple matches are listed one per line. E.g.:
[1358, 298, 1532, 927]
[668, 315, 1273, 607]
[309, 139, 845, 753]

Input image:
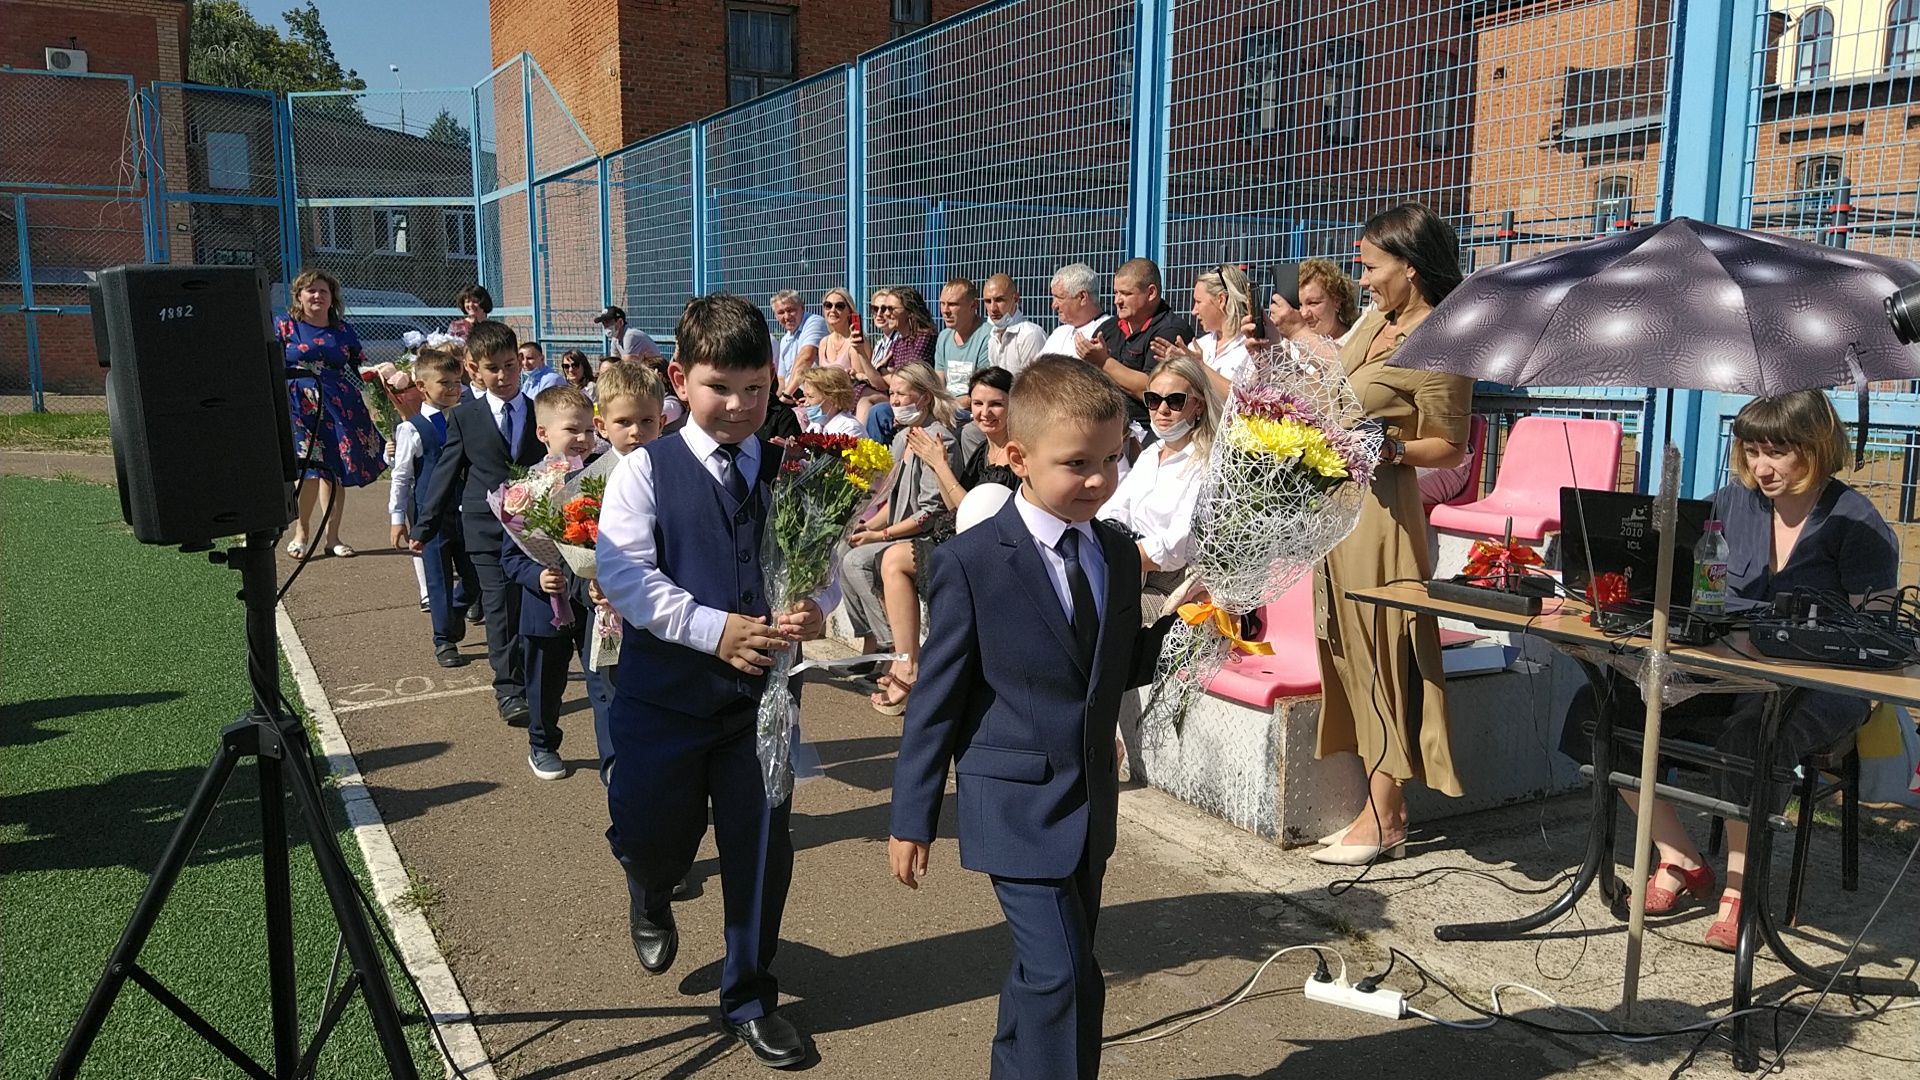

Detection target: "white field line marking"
[278, 605, 497, 1080]
[332, 683, 494, 714]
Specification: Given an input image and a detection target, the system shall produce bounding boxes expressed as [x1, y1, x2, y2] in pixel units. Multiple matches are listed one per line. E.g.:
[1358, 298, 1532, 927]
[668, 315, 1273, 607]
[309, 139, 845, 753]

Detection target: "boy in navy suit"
[413, 320, 544, 724]
[388, 345, 476, 668]
[596, 295, 832, 1068]
[501, 383, 603, 781]
[889, 356, 1175, 1080]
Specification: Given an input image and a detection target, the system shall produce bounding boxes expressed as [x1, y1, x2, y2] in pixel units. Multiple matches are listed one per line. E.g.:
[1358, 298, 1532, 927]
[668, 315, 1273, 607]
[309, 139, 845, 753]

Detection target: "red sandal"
[1641, 861, 1716, 915]
[1704, 897, 1742, 952]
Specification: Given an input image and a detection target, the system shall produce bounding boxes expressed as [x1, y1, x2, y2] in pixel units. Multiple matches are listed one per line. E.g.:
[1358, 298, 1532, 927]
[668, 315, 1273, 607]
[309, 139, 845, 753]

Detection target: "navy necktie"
[430, 410, 446, 441]
[1057, 528, 1099, 666]
[717, 443, 749, 503]
[504, 398, 522, 451]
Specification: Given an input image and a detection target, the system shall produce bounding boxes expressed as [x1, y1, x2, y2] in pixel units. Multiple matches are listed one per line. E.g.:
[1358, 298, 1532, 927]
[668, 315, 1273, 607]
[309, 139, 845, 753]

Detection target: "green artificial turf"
[0, 476, 442, 1078]
[0, 411, 112, 453]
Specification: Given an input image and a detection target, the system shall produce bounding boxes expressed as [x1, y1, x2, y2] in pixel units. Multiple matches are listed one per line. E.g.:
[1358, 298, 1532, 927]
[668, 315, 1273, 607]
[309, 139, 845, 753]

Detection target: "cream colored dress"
[1313, 310, 1473, 795]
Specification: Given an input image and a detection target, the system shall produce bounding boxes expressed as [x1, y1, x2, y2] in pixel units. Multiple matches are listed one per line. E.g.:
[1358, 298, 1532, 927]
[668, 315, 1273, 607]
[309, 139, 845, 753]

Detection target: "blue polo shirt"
[934, 325, 991, 397]
[1707, 478, 1898, 602]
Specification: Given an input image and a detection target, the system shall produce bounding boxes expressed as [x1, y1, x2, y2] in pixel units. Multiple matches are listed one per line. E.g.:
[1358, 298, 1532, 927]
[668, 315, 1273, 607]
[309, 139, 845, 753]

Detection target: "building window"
[1795, 7, 1835, 83]
[1241, 31, 1285, 139]
[444, 208, 476, 259]
[1322, 38, 1364, 147]
[1111, 6, 1133, 120]
[727, 5, 796, 106]
[1593, 176, 1633, 234]
[205, 131, 250, 191]
[314, 193, 347, 253]
[374, 208, 410, 255]
[1415, 50, 1460, 153]
[1796, 153, 1847, 215]
[891, 0, 929, 38]
[1890, 0, 1920, 70]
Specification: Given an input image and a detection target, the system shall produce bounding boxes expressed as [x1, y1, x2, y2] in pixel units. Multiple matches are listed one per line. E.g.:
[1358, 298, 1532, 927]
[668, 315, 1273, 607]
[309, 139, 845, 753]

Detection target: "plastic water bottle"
[1692, 520, 1729, 615]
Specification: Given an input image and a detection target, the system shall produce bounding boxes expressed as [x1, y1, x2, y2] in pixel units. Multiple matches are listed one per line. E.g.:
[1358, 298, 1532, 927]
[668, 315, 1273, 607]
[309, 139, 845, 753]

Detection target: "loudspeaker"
[91, 265, 296, 547]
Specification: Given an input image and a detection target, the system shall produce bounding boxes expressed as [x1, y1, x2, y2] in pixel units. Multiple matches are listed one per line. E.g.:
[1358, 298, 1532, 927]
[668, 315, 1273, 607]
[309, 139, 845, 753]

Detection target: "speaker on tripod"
[53, 266, 421, 1080]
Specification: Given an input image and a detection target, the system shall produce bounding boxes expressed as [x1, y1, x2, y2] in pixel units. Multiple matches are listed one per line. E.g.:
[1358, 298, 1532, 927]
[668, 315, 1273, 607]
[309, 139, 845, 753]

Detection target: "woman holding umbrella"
[1260, 204, 1475, 865]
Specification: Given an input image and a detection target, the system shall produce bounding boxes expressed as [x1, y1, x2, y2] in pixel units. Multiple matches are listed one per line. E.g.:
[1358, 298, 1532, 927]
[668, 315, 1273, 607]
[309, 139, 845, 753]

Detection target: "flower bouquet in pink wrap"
[487, 457, 607, 629]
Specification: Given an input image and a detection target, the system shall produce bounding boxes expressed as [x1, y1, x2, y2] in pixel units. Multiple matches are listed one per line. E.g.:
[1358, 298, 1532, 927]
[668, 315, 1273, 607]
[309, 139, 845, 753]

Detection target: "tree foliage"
[425, 109, 471, 149]
[188, 2, 368, 96]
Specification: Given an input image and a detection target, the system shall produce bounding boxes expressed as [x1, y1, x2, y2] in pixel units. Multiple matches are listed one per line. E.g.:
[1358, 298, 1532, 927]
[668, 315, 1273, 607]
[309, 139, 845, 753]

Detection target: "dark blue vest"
[618, 432, 771, 716]
[408, 411, 448, 525]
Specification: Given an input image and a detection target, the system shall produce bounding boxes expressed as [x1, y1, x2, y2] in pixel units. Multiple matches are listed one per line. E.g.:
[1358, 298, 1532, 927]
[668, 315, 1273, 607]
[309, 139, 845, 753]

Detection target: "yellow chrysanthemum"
[1227, 415, 1312, 461]
[842, 438, 893, 481]
[1300, 440, 1350, 479]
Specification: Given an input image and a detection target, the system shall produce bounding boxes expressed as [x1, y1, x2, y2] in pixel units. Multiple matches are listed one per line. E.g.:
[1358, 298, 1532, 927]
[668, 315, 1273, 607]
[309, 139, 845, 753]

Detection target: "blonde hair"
[1195, 265, 1251, 340]
[288, 268, 345, 326]
[1729, 390, 1848, 495]
[1299, 258, 1360, 327]
[887, 362, 957, 428]
[1148, 356, 1222, 461]
[594, 359, 666, 410]
[1009, 354, 1127, 443]
[799, 364, 856, 413]
[533, 383, 594, 423]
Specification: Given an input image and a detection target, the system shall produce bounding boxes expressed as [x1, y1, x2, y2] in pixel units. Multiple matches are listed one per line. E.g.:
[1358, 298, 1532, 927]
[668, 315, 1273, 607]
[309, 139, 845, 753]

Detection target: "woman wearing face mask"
[1151, 266, 1252, 399]
[838, 363, 958, 715]
[797, 366, 867, 438]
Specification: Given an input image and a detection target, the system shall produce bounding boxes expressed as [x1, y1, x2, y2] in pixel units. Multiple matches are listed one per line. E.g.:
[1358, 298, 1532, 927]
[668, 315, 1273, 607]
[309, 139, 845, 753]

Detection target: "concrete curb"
[276, 605, 498, 1080]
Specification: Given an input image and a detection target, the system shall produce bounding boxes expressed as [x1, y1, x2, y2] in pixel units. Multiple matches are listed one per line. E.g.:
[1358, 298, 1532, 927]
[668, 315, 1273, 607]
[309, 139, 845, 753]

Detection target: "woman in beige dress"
[1265, 203, 1474, 866]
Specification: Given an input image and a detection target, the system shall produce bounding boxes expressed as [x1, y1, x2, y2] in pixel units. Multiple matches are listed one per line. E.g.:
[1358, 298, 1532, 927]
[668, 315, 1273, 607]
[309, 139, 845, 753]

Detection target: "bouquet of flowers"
[1144, 341, 1383, 739]
[755, 432, 893, 803]
[487, 457, 607, 630]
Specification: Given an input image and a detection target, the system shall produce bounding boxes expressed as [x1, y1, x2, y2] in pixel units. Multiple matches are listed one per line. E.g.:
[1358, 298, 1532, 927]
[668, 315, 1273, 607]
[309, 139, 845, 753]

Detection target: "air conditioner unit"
[45, 47, 89, 74]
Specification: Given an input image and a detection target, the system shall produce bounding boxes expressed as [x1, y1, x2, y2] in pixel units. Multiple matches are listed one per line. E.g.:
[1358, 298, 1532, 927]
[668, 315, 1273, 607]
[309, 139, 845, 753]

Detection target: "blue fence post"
[15, 196, 43, 412]
[522, 57, 543, 338]
[274, 94, 300, 299]
[847, 62, 865, 306]
[1125, 0, 1168, 263]
[138, 88, 164, 262]
[1649, 0, 1763, 497]
[691, 123, 709, 295]
[469, 85, 488, 292]
[598, 156, 613, 311]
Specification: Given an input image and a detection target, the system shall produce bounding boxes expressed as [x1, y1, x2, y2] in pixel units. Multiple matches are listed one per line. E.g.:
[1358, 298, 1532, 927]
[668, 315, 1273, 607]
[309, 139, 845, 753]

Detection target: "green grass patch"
[0, 411, 112, 453]
[0, 477, 442, 1078]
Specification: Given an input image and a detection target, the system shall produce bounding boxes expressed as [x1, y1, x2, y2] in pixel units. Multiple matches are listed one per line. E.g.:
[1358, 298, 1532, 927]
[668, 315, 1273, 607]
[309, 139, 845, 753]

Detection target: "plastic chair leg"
[1842, 749, 1860, 894]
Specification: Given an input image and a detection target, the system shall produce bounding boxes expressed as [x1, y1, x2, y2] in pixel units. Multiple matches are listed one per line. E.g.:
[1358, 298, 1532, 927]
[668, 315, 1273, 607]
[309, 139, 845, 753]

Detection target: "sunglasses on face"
[1143, 391, 1190, 411]
[562, 360, 585, 369]
[871, 305, 899, 314]
[822, 300, 851, 311]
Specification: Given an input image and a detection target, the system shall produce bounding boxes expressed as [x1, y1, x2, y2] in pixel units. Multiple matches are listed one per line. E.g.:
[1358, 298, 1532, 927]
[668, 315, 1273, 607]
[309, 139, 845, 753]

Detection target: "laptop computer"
[1558, 488, 1756, 640]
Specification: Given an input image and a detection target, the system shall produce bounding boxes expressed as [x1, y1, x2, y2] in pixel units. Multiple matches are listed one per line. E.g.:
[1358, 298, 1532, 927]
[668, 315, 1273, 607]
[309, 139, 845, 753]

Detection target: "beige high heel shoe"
[1310, 838, 1407, 865]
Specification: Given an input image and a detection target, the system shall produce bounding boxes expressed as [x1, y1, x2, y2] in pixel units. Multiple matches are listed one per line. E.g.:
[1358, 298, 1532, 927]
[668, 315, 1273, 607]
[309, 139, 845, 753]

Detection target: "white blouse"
[1099, 439, 1204, 572]
[1197, 333, 1250, 384]
[809, 411, 867, 439]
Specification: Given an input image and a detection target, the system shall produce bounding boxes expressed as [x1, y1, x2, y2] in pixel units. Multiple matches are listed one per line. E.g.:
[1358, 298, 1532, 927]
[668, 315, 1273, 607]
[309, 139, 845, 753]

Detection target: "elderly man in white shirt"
[1041, 262, 1112, 358]
[981, 272, 1048, 374]
[770, 289, 828, 394]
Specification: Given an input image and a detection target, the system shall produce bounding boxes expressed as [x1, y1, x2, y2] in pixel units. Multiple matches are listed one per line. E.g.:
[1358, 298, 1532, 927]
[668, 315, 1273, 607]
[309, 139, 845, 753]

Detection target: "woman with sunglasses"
[558, 349, 596, 401]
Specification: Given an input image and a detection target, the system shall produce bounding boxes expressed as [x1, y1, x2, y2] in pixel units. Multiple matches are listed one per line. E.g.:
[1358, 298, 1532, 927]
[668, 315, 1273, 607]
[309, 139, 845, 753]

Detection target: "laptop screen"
[1558, 488, 1713, 609]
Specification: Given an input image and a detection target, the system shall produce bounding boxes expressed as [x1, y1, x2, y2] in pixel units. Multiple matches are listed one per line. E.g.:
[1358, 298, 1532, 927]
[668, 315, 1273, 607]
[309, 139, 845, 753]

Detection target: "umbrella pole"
[1622, 441, 1683, 1014]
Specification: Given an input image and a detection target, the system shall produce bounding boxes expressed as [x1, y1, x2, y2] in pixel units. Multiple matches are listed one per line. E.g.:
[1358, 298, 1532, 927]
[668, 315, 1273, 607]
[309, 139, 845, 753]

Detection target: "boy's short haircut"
[1009, 355, 1126, 443]
[595, 358, 667, 408]
[412, 343, 465, 380]
[465, 319, 519, 364]
[533, 383, 594, 422]
[673, 294, 772, 373]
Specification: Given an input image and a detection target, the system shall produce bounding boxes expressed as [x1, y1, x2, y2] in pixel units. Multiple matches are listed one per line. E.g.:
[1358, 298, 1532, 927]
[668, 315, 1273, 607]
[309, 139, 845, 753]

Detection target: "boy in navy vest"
[501, 383, 603, 781]
[889, 357, 1176, 1080]
[388, 345, 476, 668]
[596, 295, 832, 1068]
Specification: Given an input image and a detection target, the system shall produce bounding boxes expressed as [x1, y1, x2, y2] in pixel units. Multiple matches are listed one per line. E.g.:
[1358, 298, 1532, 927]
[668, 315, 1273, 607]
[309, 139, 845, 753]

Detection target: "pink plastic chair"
[1427, 416, 1623, 542]
[1420, 414, 1490, 510]
[1205, 575, 1321, 708]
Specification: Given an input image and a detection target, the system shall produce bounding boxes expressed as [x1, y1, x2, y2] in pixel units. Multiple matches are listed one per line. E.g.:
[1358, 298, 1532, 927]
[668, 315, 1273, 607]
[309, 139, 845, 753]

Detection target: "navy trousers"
[580, 646, 617, 784]
[420, 531, 476, 647]
[606, 701, 793, 1023]
[989, 847, 1107, 1080]
[524, 634, 574, 753]
[463, 515, 525, 703]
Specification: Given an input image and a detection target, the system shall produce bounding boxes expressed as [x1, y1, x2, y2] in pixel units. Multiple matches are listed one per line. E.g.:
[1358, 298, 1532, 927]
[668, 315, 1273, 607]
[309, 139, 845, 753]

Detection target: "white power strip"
[1303, 976, 1407, 1021]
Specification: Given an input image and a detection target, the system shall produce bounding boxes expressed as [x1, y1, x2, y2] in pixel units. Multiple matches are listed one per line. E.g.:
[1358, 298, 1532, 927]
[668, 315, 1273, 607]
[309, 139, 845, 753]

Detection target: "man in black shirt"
[1082, 258, 1193, 431]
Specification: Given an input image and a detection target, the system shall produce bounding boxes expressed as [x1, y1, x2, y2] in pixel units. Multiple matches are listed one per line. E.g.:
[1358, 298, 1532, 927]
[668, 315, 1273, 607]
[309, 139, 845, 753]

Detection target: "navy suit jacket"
[890, 498, 1171, 880]
[412, 393, 544, 546]
[501, 532, 594, 639]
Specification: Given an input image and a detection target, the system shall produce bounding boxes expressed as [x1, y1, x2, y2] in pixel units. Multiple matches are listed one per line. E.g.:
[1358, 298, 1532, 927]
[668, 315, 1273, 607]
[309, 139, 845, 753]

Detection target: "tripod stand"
[50, 530, 420, 1080]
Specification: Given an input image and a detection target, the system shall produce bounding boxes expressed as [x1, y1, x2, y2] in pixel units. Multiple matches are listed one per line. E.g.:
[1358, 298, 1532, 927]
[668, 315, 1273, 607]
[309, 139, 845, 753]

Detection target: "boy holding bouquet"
[501, 384, 603, 780]
[889, 356, 1176, 1080]
[596, 295, 832, 1068]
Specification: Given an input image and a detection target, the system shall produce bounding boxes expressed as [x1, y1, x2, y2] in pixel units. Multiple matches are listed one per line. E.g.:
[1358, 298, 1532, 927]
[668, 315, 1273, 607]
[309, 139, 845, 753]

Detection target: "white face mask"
[1152, 416, 1195, 443]
[988, 310, 1020, 329]
[892, 404, 923, 426]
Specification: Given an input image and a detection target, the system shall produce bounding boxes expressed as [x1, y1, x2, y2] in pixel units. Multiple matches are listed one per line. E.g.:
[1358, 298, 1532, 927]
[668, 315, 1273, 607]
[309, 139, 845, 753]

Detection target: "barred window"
[1795, 8, 1835, 84]
[727, 5, 796, 106]
[1322, 38, 1364, 147]
[1241, 31, 1285, 139]
[1889, 0, 1920, 71]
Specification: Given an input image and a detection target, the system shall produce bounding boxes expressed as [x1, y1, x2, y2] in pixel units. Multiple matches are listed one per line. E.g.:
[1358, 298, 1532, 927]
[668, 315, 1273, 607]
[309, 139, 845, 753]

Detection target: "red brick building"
[490, 0, 996, 153]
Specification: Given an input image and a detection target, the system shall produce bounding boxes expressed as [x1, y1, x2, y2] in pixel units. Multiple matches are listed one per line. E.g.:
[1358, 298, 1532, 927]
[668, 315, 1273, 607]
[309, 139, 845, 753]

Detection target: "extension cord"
[1303, 975, 1407, 1020]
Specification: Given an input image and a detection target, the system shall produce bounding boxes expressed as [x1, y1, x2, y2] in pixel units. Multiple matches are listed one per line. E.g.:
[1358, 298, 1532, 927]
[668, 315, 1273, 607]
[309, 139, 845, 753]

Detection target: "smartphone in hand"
[1271, 262, 1300, 309]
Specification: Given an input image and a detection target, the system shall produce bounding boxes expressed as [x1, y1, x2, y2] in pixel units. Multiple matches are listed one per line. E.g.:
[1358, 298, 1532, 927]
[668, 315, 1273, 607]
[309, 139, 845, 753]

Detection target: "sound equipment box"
[90, 265, 296, 547]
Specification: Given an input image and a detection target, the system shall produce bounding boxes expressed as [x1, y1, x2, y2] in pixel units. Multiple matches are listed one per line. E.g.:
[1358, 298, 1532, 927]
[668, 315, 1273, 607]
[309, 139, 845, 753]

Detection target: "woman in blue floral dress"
[280, 268, 386, 558]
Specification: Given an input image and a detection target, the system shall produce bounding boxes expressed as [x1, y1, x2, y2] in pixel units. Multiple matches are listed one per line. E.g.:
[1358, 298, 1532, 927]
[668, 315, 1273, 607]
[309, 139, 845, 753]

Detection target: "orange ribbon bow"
[1460, 538, 1544, 584]
[1177, 601, 1276, 656]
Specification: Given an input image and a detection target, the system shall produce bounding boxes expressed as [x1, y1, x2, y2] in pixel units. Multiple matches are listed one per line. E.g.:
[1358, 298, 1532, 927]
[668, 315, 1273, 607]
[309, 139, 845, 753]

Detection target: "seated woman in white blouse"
[1101, 355, 1219, 586]
[796, 365, 868, 438]
[1151, 264, 1252, 399]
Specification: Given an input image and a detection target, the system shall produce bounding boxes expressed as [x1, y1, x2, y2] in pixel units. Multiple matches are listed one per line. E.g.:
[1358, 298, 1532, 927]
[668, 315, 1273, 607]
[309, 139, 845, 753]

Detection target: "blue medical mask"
[805, 403, 826, 426]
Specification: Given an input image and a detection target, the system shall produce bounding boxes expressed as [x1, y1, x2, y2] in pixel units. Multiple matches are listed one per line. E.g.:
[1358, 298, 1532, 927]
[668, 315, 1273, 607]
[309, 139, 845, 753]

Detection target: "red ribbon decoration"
[1460, 537, 1544, 587]
[1586, 571, 1629, 613]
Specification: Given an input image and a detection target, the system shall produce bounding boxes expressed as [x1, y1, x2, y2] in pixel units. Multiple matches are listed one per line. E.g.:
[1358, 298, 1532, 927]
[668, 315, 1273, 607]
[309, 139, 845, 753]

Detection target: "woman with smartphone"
[1151, 264, 1254, 398]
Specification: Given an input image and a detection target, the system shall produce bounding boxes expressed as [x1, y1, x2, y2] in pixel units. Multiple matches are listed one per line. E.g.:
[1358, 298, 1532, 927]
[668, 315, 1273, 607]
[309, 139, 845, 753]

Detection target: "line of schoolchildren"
[388, 294, 1162, 1076]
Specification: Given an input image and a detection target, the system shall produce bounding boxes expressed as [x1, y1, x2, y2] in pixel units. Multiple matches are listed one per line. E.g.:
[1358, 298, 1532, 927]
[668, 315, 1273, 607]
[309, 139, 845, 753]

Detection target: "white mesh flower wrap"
[1142, 336, 1382, 741]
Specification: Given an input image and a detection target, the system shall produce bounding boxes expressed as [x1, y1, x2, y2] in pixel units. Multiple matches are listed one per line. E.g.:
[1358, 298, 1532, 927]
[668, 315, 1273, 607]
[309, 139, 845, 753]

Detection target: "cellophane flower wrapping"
[488, 457, 605, 631]
[755, 433, 893, 804]
[1143, 338, 1383, 742]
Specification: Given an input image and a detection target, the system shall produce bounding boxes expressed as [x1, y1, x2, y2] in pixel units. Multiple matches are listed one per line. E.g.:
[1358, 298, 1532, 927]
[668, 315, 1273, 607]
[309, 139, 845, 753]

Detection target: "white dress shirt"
[1014, 488, 1107, 623]
[1098, 439, 1203, 572]
[486, 389, 525, 440]
[809, 411, 867, 439]
[386, 402, 445, 525]
[597, 421, 840, 657]
[986, 312, 1050, 374]
[1041, 313, 1112, 360]
[1197, 333, 1250, 384]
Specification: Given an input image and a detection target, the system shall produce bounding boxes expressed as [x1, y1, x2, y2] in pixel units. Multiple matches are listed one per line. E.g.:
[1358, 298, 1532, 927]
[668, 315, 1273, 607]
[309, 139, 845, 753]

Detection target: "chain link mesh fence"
[608, 130, 696, 342]
[535, 162, 605, 344]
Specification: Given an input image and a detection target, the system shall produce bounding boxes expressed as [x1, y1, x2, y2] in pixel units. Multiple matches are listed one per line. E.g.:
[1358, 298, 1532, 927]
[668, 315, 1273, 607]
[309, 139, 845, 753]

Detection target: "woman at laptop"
[1561, 390, 1897, 950]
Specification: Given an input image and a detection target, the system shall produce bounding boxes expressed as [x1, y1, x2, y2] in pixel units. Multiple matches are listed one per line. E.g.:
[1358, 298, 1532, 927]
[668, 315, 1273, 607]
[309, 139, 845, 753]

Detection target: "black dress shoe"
[435, 643, 463, 668]
[722, 1012, 805, 1068]
[499, 696, 531, 726]
[628, 902, 678, 975]
[671, 875, 697, 901]
[465, 603, 484, 624]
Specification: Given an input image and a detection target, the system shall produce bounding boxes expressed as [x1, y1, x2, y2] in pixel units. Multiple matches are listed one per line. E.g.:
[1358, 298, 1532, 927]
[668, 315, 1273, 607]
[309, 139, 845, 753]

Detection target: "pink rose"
[386, 370, 414, 391]
[501, 483, 533, 516]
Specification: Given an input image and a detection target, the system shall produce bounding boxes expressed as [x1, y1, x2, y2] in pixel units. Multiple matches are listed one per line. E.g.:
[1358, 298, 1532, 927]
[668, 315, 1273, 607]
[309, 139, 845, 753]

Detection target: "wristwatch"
[1382, 437, 1407, 466]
